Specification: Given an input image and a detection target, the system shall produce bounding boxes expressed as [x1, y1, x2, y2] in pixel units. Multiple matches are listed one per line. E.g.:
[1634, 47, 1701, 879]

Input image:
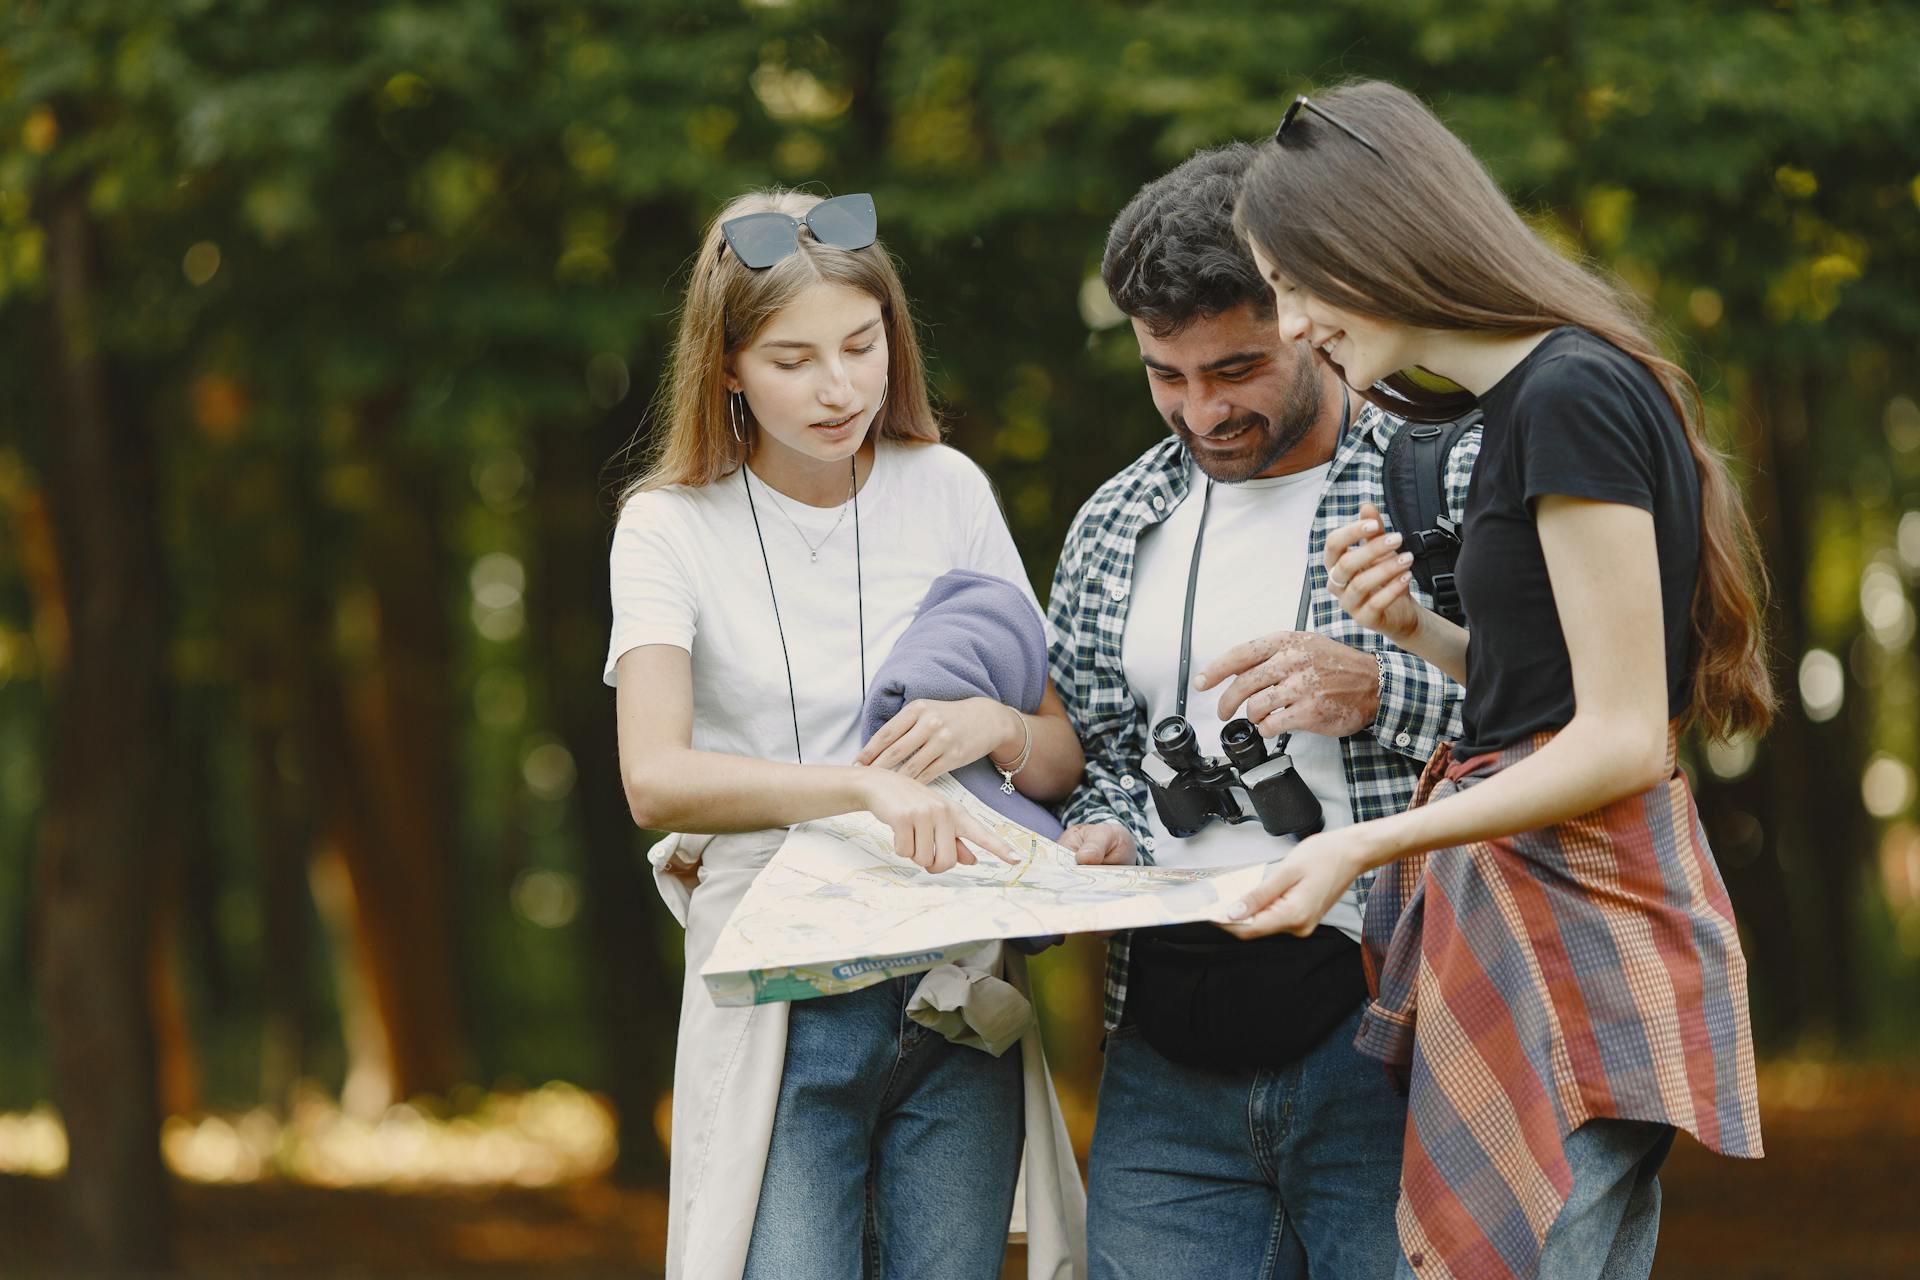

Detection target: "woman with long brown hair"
[1222, 82, 1770, 1279]
[608, 189, 1085, 1278]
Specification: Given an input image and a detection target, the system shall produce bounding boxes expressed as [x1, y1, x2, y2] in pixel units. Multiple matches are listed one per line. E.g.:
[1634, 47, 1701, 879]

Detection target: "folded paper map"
[701, 776, 1272, 1006]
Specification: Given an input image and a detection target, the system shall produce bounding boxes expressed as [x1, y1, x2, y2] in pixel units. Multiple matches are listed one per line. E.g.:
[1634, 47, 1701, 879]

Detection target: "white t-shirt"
[605, 441, 1042, 768]
[1122, 460, 1363, 942]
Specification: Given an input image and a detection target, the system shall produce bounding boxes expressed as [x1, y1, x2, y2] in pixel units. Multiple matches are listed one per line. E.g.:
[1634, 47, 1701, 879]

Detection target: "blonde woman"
[607, 190, 1084, 1279]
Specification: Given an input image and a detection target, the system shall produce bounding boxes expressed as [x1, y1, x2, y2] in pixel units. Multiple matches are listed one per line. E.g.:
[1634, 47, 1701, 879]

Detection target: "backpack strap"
[1380, 409, 1479, 625]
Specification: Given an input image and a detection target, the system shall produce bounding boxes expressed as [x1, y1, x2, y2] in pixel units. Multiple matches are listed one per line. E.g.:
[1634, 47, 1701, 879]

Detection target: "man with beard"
[1048, 144, 1480, 1278]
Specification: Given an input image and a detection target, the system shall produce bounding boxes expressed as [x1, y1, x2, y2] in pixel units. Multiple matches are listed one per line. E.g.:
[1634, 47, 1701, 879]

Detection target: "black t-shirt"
[1453, 327, 1700, 758]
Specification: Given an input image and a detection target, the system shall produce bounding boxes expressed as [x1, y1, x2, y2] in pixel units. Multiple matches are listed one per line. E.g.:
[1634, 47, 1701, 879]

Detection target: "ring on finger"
[1327, 572, 1350, 589]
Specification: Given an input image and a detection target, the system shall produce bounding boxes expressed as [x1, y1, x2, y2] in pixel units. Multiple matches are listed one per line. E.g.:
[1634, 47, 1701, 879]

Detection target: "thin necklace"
[742, 455, 868, 763]
[755, 463, 857, 563]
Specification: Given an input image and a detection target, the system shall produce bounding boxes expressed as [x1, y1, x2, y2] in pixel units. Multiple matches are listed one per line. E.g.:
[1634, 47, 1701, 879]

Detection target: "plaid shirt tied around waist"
[1046, 404, 1480, 1028]
[1359, 732, 1763, 1280]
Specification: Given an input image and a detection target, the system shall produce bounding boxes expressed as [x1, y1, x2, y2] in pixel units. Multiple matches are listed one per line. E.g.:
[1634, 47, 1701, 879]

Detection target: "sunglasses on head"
[720, 193, 878, 269]
[1271, 96, 1472, 420]
[1273, 95, 1388, 164]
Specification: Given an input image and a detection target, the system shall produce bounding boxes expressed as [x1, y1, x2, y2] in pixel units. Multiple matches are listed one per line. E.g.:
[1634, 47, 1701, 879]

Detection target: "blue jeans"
[1087, 1002, 1407, 1280]
[742, 975, 1024, 1280]
[1393, 1118, 1675, 1280]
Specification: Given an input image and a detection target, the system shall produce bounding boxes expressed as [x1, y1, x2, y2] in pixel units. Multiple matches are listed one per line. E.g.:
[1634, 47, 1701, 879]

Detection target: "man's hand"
[1193, 630, 1378, 738]
[1057, 821, 1139, 866]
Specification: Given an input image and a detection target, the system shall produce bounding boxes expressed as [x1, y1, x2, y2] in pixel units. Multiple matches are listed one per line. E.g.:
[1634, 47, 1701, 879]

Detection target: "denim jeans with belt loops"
[742, 973, 1024, 1280]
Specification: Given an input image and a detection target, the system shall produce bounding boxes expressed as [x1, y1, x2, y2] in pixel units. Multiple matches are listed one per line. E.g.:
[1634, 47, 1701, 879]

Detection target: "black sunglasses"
[1273, 95, 1387, 164]
[1356, 372, 1480, 424]
[720, 193, 878, 269]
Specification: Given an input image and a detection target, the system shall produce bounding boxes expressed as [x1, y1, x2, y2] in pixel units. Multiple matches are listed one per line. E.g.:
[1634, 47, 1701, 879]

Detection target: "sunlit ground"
[0, 1081, 617, 1188]
[2, 1063, 1917, 1276]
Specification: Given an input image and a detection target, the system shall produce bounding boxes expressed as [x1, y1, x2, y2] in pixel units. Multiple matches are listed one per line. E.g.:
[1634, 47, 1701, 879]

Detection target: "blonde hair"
[1236, 81, 1773, 742]
[619, 189, 940, 502]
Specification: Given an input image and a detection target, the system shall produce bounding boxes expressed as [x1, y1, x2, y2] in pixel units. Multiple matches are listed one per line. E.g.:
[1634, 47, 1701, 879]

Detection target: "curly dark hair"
[1101, 143, 1271, 338]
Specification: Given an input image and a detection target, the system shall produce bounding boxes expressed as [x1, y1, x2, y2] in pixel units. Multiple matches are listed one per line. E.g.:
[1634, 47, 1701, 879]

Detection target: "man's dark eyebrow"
[759, 316, 882, 351]
[1140, 350, 1270, 374]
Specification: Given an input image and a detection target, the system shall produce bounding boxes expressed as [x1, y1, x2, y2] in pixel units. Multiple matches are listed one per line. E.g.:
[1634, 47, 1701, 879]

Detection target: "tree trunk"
[529, 414, 673, 1183]
[1717, 364, 1870, 1044]
[279, 425, 466, 1106]
[252, 718, 314, 1102]
[1768, 368, 1870, 1043]
[153, 703, 219, 1118]
[350, 432, 467, 1098]
[33, 180, 173, 1267]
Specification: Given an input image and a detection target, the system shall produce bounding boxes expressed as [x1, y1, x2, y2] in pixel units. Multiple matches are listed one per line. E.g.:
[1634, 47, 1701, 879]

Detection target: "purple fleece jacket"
[859, 569, 1064, 839]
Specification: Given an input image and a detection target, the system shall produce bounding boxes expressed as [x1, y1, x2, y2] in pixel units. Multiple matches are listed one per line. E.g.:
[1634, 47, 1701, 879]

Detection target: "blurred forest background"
[3, 0, 1919, 1273]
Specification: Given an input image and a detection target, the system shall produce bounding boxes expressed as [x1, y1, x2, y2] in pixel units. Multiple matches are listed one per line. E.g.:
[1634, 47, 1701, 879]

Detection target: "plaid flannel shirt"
[1046, 402, 1480, 1028]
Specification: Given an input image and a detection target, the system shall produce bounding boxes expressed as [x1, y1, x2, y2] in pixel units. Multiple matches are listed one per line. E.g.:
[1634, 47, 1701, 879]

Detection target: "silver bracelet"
[989, 709, 1033, 795]
[1374, 649, 1391, 707]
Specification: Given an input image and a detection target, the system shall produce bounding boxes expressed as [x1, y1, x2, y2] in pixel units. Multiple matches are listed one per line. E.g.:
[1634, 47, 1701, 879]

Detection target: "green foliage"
[3, 0, 1919, 1102]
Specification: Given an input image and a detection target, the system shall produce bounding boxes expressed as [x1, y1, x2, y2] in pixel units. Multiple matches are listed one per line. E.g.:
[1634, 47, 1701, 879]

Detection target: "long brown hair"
[1236, 80, 1772, 741]
[620, 189, 940, 502]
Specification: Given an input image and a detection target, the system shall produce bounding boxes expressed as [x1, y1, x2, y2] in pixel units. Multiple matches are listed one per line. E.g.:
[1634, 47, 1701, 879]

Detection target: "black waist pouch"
[1127, 922, 1368, 1070]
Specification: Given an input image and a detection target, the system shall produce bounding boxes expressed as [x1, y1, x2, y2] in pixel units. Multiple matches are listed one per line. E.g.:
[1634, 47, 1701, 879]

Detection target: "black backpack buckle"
[1406, 521, 1462, 558]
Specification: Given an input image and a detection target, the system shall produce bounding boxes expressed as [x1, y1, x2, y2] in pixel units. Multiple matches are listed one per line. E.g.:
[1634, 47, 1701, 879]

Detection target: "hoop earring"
[730, 391, 747, 445]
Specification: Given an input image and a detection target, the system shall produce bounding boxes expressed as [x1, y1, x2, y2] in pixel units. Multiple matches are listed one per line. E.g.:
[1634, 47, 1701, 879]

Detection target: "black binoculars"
[1140, 714, 1325, 840]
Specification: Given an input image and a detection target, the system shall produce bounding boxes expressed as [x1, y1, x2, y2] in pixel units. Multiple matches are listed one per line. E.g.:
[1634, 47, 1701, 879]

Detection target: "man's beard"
[1175, 356, 1323, 484]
